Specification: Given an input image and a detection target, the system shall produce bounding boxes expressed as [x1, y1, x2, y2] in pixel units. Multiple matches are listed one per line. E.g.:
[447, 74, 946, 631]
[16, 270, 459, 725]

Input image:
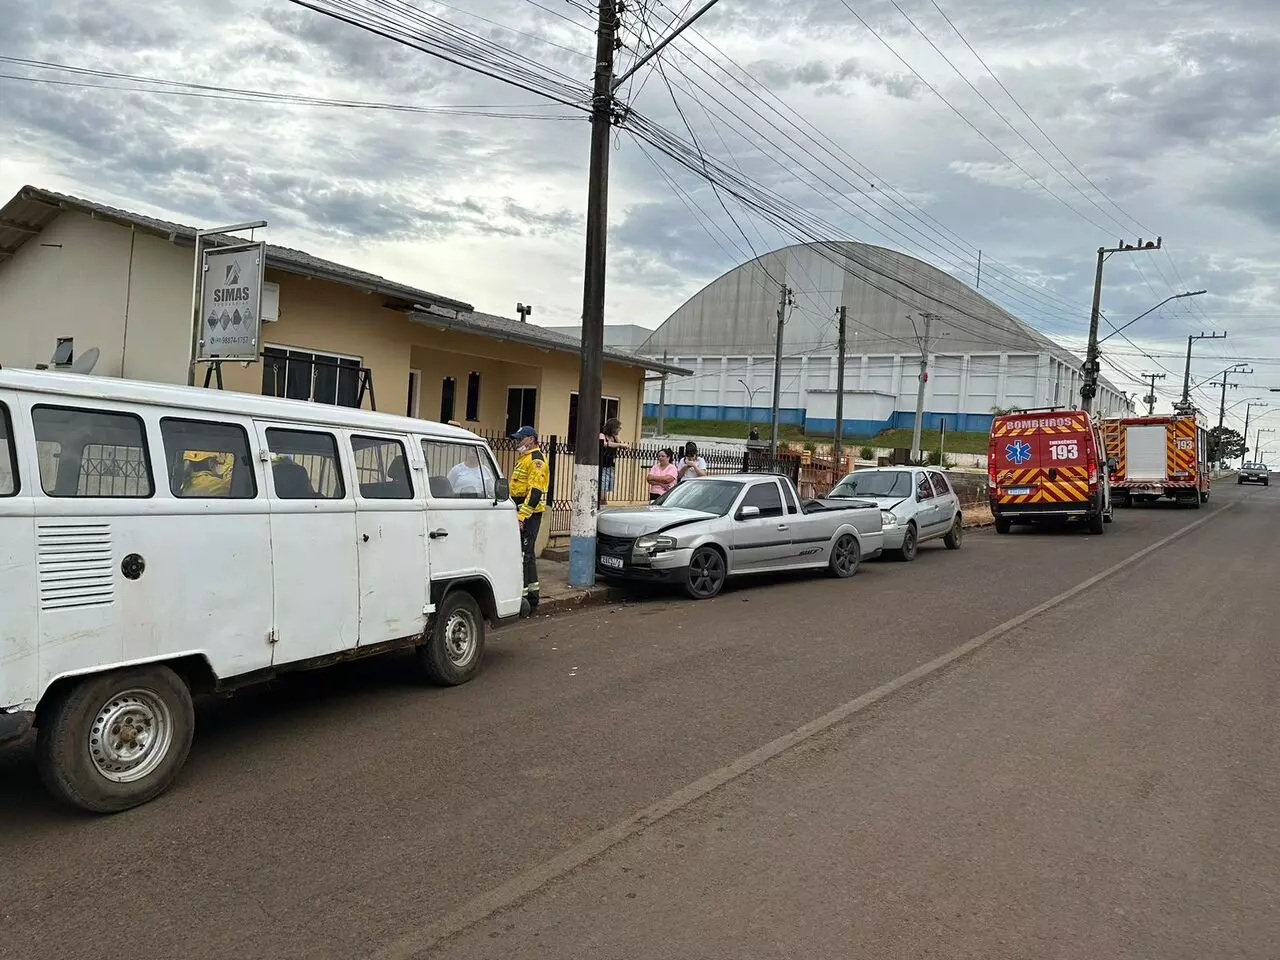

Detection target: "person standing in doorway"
[674, 441, 708, 484]
[647, 448, 678, 502]
[509, 426, 549, 612]
[598, 417, 627, 507]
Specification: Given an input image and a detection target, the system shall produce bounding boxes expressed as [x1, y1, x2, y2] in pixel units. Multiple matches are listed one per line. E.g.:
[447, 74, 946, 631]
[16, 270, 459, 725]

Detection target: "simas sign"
[198, 241, 265, 361]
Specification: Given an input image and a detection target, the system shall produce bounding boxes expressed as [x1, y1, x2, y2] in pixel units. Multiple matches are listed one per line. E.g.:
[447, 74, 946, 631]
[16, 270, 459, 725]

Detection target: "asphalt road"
[1, 483, 1274, 959]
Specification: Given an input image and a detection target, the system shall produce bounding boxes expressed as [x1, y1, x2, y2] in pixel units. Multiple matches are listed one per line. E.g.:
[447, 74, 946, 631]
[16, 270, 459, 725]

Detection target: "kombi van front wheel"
[36, 665, 195, 814]
[419, 590, 486, 686]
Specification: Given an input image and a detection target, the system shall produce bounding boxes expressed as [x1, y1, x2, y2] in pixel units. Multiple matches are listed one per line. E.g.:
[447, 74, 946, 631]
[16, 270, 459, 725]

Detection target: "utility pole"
[910, 312, 933, 463]
[833, 305, 847, 468]
[1256, 427, 1274, 459]
[769, 284, 791, 459]
[1081, 237, 1162, 413]
[656, 350, 668, 437]
[1243, 402, 1267, 461]
[1209, 365, 1251, 429]
[1179, 331, 1228, 410]
[975, 250, 982, 291]
[1139, 372, 1166, 416]
[567, 0, 618, 587]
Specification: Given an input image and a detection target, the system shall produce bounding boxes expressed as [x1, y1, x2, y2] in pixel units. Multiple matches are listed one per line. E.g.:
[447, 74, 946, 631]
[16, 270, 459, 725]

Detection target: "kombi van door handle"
[429, 528, 449, 539]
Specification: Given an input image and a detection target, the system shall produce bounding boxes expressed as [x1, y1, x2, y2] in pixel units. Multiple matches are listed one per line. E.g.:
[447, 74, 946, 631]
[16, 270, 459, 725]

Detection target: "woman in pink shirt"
[647, 448, 678, 502]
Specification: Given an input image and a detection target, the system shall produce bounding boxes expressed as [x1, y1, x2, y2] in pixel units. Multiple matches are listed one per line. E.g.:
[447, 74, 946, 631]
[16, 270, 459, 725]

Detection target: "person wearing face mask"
[508, 426, 549, 612]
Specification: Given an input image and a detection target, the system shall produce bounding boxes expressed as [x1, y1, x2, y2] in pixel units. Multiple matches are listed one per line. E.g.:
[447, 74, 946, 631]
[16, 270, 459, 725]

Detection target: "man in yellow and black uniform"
[509, 426, 549, 612]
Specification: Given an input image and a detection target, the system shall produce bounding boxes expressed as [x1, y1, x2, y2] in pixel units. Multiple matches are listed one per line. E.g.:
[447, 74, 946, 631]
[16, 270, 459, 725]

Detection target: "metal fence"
[479, 432, 799, 537]
[478, 432, 988, 536]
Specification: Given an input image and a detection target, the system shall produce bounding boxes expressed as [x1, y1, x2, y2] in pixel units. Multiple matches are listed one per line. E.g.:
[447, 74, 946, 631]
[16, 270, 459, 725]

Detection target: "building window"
[32, 405, 154, 498]
[440, 377, 457, 422]
[505, 386, 537, 436]
[465, 371, 481, 422]
[262, 345, 361, 407]
[567, 392, 620, 446]
[160, 418, 257, 499]
[406, 369, 422, 418]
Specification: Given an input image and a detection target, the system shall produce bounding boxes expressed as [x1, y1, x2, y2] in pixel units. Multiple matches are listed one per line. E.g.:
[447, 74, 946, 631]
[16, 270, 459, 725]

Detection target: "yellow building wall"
[213, 271, 647, 445]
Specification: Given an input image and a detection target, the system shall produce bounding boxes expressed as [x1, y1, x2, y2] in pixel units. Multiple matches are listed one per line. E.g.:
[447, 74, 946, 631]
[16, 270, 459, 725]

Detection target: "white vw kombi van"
[0, 368, 524, 812]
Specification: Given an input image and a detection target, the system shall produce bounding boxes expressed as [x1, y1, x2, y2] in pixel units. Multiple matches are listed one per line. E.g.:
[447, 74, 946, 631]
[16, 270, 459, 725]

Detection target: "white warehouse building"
[639, 242, 1131, 436]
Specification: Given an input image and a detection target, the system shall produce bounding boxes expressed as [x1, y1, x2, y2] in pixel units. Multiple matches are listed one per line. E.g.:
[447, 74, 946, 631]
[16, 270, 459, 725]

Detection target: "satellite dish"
[69, 347, 100, 375]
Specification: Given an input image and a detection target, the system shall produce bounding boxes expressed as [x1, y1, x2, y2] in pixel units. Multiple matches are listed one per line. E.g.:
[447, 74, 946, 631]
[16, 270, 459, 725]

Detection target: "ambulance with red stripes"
[988, 409, 1114, 535]
[1099, 414, 1209, 508]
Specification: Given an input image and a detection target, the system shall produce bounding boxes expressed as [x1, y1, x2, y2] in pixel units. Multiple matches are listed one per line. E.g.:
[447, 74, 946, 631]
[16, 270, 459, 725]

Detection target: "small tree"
[1207, 426, 1246, 463]
[859, 445, 875, 461]
[990, 405, 1021, 417]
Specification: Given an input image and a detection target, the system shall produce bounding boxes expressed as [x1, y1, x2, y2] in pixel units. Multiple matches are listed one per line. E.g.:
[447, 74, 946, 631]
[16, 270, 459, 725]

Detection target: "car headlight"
[635, 534, 677, 553]
[880, 510, 898, 526]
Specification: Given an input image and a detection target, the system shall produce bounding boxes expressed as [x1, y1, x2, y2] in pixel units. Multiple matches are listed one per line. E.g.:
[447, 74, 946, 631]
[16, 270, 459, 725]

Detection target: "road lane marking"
[374, 500, 1236, 959]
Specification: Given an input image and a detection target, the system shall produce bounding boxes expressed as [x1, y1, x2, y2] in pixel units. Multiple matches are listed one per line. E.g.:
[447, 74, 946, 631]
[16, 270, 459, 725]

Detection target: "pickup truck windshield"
[829, 470, 913, 499]
[658, 479, 743, 515]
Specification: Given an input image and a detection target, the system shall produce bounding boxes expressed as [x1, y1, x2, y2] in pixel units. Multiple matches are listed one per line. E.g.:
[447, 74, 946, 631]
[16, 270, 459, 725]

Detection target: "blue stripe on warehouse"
[643, 404, 994, 435]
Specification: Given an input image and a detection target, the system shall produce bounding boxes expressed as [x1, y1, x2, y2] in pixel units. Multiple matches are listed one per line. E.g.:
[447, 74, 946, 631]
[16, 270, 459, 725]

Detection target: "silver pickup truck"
[595, 473, 884, 599]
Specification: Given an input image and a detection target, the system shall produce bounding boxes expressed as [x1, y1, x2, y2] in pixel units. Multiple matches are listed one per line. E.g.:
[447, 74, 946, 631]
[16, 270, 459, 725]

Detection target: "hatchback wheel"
[943, 516, 963, 550]
[895, 523, 918, 561]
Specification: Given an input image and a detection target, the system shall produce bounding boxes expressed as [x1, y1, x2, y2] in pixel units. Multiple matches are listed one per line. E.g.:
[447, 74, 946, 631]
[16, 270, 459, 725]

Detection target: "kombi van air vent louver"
[37, 523, 115, 610]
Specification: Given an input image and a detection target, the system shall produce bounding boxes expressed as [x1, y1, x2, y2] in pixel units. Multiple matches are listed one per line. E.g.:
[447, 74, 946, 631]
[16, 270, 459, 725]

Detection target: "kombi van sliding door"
[347, 432, 428, 644]
[0, 394, 36, 711]
[257, 424, 360, 663]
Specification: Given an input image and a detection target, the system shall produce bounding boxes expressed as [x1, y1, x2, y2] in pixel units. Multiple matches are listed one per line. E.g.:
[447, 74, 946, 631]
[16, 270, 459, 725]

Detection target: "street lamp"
[1098, 290, 1208, 345]
[738, 378, 763, 424]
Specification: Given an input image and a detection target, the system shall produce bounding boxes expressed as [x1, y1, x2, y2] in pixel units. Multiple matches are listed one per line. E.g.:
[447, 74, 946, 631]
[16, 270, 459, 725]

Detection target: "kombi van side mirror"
[494, 478, 510, 502]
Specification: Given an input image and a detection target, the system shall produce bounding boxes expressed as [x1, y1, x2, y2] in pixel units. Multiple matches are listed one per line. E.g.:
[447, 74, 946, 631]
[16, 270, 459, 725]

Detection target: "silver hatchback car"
[827, 466, 963, 560]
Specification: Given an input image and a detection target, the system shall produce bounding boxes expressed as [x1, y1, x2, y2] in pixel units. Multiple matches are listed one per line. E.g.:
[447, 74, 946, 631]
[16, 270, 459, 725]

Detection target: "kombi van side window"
[265, 428, 345, 499]
[31, 405, 153, 498]
[351, 436, 413, 499]
[160, 418, 257, 499]
[0, 403, 16, 496]
[421, 440, 492, 499]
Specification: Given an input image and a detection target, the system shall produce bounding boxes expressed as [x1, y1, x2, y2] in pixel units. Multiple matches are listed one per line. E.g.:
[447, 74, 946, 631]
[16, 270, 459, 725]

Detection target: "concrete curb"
[530, 584, 629, 618]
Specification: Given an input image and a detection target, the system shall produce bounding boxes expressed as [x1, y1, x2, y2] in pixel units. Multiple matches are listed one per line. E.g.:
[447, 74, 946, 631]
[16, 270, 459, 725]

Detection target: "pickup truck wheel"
[894, 523, 918, 561]
[684, 546, 727, 599]
[943, 516, 963, 549]
[36, 665, 195, 814]
[828, 533, 861, 578]
[418, 590, 486, 686]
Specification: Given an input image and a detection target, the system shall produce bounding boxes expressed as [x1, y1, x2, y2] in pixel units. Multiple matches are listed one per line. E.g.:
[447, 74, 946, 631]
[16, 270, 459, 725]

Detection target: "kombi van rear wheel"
[419, 590, 486, 686]
[36, 665, 194, 814]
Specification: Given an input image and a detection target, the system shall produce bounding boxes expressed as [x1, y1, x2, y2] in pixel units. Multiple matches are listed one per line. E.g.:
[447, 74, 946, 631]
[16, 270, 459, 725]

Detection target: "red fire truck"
[1099, 413, 1210, 507]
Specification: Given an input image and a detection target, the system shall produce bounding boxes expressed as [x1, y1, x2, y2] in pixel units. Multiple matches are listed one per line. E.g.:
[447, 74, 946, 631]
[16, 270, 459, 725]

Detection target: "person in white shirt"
[447, 448, 486, 496]
[674, 441, 708, 483]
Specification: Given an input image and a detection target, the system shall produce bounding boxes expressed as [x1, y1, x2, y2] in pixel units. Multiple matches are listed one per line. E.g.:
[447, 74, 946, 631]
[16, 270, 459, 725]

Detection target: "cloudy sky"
[3, 0, 1279, 436]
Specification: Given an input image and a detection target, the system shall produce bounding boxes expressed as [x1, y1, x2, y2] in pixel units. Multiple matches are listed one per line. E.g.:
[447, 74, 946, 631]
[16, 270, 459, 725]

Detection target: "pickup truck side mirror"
[493, 478, 510, 502]
[737, 505, 761, 520]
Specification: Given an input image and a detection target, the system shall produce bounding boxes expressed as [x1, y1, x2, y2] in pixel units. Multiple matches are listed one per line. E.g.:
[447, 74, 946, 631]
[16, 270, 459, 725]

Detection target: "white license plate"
[599, 555, 624, 569]
[1005, 486, 1032, 496]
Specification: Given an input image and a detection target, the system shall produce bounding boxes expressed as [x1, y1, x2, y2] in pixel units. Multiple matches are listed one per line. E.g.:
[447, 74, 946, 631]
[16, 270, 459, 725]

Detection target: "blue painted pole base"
[568, 535, 596, 587]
